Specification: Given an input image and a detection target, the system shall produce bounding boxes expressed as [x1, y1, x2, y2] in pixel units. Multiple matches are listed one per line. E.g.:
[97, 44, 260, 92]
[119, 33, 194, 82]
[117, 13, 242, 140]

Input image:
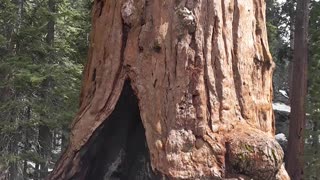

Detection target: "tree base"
[74, 81, 163, 179]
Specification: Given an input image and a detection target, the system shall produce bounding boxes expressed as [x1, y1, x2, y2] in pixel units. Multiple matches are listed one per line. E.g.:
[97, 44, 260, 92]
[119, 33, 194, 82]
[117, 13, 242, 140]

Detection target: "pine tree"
[0, 0, 91, 178]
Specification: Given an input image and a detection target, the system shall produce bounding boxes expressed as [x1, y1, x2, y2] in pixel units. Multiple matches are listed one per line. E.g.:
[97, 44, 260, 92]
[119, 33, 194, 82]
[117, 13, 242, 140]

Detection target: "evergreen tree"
[0, 0, 91, 178]
[305, 0, 320, 179]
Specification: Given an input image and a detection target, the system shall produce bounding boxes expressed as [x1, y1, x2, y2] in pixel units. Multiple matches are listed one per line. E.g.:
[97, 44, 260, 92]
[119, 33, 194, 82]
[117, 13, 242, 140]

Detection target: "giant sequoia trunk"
[49, 0, 289, 179]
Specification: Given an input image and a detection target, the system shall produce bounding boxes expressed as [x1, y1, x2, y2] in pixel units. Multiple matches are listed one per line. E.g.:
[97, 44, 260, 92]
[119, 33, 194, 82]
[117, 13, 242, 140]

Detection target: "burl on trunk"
[49, 0, 289, 179]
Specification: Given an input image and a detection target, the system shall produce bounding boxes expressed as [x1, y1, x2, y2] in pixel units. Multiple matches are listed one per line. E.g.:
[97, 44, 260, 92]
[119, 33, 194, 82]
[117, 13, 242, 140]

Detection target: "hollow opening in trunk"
[81, 80, 158, 180]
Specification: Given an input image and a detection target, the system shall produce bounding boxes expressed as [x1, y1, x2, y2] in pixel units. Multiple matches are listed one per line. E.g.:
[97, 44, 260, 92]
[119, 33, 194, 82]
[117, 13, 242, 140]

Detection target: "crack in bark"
[202, 0, 214, 130]
[174, 41, 178, 78]
[96, 0, 104, 17]
[99, 23, 130, 115]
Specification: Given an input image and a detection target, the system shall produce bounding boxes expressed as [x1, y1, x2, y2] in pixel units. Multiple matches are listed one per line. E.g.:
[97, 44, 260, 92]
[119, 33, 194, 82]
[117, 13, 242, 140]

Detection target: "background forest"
[0, 0, 319, 179]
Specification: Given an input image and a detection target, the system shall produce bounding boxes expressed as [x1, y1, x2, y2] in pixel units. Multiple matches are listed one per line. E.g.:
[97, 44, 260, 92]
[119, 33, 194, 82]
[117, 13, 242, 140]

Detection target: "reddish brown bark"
[49, 0, 289, 179]
[285, 0, 309, 179]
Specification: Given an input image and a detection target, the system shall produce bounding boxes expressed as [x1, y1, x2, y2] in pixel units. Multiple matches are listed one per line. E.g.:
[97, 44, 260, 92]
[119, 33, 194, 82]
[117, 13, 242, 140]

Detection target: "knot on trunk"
[176, 7, 196, 33]
[225, 126, 286, 179]
[121, 0, 144, 27]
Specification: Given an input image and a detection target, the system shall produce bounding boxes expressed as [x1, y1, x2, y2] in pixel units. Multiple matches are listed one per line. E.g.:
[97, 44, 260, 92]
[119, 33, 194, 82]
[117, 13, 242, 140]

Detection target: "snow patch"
[27, 161, 36, 168]
[275, 133, 287, 142]
[52, 147, 62, 154]
[273, 102, 291, 112]
[276, 0, 286, 4]
[279, 90, 289, 98]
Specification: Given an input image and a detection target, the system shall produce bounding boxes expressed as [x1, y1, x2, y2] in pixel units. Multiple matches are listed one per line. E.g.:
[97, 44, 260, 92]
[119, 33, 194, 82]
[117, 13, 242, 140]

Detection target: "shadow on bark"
[80, 80, 161, 180]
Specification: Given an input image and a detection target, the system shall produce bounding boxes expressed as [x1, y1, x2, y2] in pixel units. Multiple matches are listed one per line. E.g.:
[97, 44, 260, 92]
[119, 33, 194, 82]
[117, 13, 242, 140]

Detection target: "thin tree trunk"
[49, 0, 289, 179]
[23, 106, 31, 179]
[35, 163, 39, 180]
[287, 0, 296, 99]
[46, 0, 55, 46]
[61, 125, 68, 151]
[285, 0, 309, 179]
[38, 0, 55, 178]
[39, 125, 52, 179]
[8, 136, 18, 180]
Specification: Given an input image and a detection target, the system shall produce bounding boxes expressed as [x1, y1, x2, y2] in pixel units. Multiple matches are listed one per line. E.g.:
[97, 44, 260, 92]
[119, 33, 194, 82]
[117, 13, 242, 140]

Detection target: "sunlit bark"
[49, 0, 289, 179]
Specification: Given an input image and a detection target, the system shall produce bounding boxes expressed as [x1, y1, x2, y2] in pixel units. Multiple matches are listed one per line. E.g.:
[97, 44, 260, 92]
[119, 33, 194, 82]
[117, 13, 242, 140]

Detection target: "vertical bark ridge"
[203, 0, 215, 133]
[231, 0, 244, 121]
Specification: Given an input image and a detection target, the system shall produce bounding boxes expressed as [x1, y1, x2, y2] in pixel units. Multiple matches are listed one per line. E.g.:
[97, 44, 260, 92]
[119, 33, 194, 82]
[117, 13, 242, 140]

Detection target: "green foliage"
[266, 0, 292, 63]
[0, 0, 91, 178]
[305, 1, 320, 179]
